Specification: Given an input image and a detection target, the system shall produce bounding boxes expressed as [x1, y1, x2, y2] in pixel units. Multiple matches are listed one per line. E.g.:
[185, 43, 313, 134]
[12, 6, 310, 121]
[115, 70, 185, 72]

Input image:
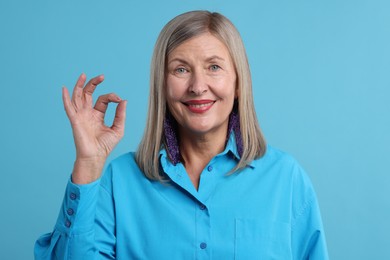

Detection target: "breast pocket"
[234, 219, 292, 260]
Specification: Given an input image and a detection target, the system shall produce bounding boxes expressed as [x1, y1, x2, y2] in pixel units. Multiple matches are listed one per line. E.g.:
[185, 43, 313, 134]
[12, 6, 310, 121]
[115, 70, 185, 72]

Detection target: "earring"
[228, 100, 243, 157]
[163, 111, 181, 165]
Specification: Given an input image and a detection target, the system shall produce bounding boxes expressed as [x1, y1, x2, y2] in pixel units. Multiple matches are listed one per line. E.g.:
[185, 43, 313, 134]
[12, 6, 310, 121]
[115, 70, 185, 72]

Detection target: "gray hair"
[136, 10, 266, 180]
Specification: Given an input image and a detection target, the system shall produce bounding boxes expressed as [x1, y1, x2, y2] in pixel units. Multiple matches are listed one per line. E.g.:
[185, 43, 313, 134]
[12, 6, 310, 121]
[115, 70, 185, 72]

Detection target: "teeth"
[188, 102, 213, 108]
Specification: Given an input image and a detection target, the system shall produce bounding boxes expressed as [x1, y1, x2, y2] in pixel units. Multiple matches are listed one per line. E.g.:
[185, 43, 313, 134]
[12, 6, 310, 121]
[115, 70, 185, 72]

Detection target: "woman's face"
[166, 33, 237, 138]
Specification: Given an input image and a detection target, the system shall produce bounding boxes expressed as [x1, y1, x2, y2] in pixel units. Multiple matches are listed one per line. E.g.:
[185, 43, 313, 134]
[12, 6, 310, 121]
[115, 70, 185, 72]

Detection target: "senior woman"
[35, 11, 328, 259]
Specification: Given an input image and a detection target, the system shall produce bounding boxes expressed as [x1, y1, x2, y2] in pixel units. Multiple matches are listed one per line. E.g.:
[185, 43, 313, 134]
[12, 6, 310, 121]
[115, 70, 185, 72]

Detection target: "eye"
[175, 67, 188, 74]
[210, 64, 221, 72]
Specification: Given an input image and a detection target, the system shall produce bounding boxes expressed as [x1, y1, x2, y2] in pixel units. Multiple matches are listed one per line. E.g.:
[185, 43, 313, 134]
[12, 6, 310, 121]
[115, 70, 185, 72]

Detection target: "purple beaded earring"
[227, 99, 244, 157]
[163, 111, 181, 165]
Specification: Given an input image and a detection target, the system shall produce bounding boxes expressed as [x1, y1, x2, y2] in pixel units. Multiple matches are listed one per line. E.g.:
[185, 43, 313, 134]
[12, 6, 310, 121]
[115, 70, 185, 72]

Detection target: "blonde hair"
[136, 10, 266, 180]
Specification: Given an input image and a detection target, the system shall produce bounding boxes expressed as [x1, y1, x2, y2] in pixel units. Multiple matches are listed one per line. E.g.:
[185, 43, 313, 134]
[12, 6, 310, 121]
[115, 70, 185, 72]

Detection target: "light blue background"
[1, 0, 389, 259]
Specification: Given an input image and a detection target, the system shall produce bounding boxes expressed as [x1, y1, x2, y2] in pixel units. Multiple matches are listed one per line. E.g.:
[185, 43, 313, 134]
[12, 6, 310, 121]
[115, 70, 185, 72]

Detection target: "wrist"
[72, 157, 106, 184]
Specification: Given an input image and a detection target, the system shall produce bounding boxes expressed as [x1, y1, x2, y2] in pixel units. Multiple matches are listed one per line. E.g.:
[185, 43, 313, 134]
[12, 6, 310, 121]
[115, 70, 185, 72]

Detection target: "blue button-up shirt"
[35, 133, 328, 259]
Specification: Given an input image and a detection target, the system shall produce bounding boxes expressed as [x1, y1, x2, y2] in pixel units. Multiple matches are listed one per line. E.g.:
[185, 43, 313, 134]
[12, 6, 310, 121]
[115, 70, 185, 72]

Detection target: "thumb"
[62, 86, 76, 120]
[111, 100, 127, 137]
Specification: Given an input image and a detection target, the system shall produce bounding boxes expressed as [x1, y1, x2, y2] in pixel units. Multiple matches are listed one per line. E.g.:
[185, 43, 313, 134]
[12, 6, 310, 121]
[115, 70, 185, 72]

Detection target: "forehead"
[167, 33, 232, 61]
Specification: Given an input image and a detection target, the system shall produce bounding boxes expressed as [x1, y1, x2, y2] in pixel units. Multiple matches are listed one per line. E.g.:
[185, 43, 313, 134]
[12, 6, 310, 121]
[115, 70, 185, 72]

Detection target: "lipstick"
[183, 99, 215, 113]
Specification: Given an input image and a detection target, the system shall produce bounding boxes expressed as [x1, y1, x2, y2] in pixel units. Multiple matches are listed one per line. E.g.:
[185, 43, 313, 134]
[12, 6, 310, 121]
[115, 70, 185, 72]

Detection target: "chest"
[113, 170, 294, 259]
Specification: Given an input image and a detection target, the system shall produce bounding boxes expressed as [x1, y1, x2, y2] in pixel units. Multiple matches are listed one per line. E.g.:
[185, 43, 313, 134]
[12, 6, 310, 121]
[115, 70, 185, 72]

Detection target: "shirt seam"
[291, 197, 314, 231]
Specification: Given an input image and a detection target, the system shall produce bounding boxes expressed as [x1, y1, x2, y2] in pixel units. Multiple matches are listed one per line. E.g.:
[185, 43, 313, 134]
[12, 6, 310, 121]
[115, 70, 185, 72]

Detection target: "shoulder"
[109, 152, 138, 169]
[251, 145, 303, 172]
[251, 145, 315, 194]
[100, 152, 147, 188]
[255, 145, 321, 218]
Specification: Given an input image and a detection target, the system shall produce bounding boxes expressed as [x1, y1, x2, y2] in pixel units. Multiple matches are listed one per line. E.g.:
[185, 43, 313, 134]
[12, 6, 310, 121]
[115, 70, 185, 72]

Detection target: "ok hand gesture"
[62, 74, 127, 184]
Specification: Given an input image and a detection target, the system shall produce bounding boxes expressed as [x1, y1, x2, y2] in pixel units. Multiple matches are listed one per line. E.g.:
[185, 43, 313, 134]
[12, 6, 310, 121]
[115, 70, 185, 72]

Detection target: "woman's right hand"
[62, 73, 127, 184]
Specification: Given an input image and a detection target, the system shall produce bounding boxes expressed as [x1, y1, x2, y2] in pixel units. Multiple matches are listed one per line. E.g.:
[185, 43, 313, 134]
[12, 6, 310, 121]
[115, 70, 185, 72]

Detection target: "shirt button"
[207, 165, 213, 172]
[65, 220, 71, 228]
[67, 208, 74, 215]
[199, 204, 206, 210]
[69, 193, 77, 200]
[200, 242, 207, 249]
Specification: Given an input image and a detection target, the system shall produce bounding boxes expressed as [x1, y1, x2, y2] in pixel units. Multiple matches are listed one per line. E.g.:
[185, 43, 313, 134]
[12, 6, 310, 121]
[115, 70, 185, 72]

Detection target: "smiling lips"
[183, 99, 216, 113]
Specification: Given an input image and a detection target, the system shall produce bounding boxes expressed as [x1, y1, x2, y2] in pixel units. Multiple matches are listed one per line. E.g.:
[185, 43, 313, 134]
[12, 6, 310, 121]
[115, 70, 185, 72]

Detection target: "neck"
[178, 127, 227, 190]
[180, 132, 226, 163]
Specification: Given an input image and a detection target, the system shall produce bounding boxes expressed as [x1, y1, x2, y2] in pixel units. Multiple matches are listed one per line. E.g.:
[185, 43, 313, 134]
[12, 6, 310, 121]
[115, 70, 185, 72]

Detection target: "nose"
[189, 70, 208, 95]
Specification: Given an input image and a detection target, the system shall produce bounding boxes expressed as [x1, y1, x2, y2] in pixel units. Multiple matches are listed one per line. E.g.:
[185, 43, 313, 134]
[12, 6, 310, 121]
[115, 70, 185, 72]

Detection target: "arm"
[290, 165, 329, 260]
[291, 196, 329, 259]
[34, 74, 126, 259]
[34, 171, 117, 259]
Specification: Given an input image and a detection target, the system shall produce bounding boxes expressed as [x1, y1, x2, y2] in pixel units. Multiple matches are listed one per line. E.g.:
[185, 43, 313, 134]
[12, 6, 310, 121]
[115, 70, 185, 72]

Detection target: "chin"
[186, 124, 225, 136]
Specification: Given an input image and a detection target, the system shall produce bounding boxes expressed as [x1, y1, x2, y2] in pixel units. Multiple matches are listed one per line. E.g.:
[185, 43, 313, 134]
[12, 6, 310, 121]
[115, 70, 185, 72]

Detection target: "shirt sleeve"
[290, 164, 329, 260]
[34, 165, 116, 259]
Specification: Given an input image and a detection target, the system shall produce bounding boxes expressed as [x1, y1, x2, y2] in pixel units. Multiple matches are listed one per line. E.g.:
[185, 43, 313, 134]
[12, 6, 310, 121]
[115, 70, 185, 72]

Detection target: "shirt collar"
[222, 132, 256, 168]
[159, 132, 240, 163]
[159, 131, 255, 169]
[223, 130, 242, 161]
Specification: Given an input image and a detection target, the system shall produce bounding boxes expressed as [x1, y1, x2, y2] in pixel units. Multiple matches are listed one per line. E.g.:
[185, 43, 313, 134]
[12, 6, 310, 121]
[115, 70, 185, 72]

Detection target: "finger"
[62, 86, 76, 120]
[111, 100, 127, 136]
[84, 74, 104, 96]
[72, 73, 87, 108]
[83, 75, 105, 107]
[94, 93, 122, 114]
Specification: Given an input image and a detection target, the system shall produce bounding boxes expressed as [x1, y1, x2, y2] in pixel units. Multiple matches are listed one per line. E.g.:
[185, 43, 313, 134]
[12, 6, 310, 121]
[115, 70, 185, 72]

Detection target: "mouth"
[183, 99, 216, 113]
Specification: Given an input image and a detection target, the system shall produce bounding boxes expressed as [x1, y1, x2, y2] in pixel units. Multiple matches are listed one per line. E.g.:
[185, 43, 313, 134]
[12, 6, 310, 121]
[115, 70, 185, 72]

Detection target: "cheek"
[165, 87, 174, 101]
[216, 74, 236, 97]
[220, 82, 237, 100]
[166, 89, 181, 105]
[166, 77, 185, 101]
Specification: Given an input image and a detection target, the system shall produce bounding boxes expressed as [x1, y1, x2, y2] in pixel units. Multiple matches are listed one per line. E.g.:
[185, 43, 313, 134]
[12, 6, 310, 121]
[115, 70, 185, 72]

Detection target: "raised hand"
[62, 73, 127, 184]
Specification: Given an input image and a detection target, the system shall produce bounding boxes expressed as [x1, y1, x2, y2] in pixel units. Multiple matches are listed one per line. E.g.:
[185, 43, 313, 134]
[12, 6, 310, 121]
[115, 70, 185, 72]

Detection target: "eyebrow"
[167, 58, 189, 66]
[167, 55, 226, 65]
[205, 55, 226, 63]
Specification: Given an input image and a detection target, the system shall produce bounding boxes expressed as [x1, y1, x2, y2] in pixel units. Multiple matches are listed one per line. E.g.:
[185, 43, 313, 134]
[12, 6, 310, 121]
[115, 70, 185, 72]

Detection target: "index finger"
[71, 73, 87, 105]
[84, 74, 105, 96]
